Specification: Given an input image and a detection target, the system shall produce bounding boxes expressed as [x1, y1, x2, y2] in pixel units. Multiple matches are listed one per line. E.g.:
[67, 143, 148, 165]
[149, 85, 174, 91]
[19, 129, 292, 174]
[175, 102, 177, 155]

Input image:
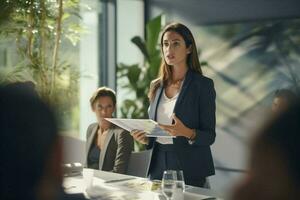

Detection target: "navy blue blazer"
[147, 69, 216, 179]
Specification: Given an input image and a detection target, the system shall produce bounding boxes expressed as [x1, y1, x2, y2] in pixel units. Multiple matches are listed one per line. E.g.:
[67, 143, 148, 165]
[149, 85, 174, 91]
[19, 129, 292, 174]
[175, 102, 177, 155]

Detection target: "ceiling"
[148, 0, 300, 24]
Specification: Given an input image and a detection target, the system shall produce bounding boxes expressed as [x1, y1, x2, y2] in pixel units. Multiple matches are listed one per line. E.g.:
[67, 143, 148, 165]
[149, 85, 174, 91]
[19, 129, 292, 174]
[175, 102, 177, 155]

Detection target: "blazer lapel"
[174, 69, 193, 111]
[98, 128, 114, 170]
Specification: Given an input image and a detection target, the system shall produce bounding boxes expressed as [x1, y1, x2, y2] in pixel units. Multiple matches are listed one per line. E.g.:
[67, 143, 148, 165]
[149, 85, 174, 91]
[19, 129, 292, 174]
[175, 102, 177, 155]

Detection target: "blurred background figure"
[271, 88, 297, 114]
[0, 82, 86, 200]
[232, 100, 300, 200]
[85, 87, 133, 174]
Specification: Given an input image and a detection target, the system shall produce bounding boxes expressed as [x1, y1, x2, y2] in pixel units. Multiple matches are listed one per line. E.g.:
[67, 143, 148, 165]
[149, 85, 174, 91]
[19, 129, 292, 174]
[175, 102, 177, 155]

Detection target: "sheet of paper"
[104, 118, 174, 138]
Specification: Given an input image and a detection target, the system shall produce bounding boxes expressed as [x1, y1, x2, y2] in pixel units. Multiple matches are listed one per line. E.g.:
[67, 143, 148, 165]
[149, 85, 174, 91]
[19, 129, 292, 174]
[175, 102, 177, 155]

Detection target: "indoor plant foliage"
[0, 0, 81, 130]
[227, 20, 300, 92]
[118, 15, 162, 119]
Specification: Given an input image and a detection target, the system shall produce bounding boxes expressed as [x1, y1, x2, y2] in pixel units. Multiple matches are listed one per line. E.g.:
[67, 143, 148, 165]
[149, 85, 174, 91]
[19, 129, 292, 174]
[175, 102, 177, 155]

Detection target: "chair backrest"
[62, 135, 86, 164]
[126, 149, 153, 178]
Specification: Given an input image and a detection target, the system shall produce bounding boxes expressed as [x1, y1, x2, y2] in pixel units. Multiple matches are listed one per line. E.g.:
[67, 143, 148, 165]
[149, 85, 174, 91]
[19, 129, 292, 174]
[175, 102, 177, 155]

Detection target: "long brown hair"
[148, 22, 202, 101]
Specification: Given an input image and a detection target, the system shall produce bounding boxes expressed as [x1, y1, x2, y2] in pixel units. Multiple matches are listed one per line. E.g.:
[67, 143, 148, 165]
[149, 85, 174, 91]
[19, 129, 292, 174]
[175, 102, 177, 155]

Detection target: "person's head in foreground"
[232, 100, 300, 200]
[0, 83, 84, 200]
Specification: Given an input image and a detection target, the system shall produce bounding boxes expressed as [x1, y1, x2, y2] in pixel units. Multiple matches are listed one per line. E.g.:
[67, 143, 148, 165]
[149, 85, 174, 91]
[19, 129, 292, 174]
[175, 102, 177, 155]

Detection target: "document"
[104, 118, 174, 138]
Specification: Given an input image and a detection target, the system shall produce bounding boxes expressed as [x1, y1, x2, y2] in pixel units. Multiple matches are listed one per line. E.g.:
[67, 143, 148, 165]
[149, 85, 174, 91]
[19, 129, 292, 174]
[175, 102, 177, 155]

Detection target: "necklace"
[168, 78, 184, 88]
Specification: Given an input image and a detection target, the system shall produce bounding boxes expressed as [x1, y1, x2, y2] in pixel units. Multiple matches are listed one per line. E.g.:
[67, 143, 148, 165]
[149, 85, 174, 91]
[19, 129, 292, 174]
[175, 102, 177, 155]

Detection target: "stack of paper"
[105, 118, 174, 138]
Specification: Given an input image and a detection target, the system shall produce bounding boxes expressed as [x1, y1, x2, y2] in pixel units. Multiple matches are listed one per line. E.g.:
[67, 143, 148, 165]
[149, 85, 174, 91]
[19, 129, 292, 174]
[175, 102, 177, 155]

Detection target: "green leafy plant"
[118, 15, 163, 119]
[0, 0, 82, 130]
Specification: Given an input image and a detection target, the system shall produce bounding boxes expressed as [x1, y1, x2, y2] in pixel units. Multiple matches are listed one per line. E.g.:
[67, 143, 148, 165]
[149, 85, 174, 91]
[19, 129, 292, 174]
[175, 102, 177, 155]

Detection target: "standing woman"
[85, 87, 133, 174]
[132, 23, 216, 187]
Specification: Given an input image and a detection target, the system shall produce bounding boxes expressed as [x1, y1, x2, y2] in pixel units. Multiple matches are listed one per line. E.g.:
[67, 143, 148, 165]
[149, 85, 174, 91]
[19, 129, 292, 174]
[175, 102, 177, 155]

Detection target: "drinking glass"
[175, 170, 185, 189]
[162, 170, 185, 200]
[162, 170, 176, 200]
[173, 170, 185, 200]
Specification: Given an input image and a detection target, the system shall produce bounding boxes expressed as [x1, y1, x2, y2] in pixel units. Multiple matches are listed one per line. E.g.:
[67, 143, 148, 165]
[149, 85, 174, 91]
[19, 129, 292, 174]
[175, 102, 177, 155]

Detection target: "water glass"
[173, 170, 185, 200]
[162, 170, 185, 200]
[162, 170, 176, 200]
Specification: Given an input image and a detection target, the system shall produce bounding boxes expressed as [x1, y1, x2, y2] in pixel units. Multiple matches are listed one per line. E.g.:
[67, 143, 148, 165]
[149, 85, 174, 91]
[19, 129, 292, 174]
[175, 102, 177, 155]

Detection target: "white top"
[156, 89, 179, 144]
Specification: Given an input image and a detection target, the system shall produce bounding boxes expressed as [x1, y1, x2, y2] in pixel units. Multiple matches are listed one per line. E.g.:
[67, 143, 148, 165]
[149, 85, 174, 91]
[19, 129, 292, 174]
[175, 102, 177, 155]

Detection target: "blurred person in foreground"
[232, 100, 300, 200]
[0, 82, 86, 200]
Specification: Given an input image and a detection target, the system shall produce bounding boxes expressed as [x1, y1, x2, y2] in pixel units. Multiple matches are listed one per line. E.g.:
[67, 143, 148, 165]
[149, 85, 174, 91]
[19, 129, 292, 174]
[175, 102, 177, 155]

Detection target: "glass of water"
[162, 170, 176, 200]
[162, 170, 185, 200]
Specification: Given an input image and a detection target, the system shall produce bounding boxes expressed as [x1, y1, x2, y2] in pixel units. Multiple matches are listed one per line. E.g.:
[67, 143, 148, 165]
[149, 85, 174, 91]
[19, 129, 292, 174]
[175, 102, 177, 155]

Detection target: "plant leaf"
[131, 36, 149, 61]
[127, 64, 141, 88]
[146, 15, 162, 58]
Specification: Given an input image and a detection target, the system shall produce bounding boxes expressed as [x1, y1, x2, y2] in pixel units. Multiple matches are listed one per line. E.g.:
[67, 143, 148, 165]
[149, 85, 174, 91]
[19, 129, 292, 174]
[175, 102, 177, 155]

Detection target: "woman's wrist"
[143, 137, 149, 145]
[187, 128, 196, 140]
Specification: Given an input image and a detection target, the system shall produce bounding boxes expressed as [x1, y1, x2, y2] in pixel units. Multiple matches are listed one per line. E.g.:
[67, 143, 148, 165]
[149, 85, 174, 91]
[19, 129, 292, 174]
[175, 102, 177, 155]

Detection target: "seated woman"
[85, 87, 133, 174]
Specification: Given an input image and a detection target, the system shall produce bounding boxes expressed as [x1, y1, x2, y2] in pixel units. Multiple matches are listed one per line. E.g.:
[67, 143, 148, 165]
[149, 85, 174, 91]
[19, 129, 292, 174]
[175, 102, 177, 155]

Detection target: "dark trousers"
[148, 143, 206, 187]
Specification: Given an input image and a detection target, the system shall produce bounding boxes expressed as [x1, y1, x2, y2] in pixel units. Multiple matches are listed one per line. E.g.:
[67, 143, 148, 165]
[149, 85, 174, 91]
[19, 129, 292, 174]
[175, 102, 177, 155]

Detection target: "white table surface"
[63, 168, 223, 200]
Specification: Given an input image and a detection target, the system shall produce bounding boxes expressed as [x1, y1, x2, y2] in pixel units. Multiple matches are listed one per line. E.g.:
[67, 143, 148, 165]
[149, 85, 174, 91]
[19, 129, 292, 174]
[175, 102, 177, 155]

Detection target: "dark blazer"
[85, 123, 133, 174]
[148, 69, 216, 180]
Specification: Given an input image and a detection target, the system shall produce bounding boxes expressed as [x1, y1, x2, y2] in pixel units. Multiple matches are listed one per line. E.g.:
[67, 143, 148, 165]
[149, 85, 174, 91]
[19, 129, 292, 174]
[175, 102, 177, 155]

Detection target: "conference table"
[63, 168, 223, 200]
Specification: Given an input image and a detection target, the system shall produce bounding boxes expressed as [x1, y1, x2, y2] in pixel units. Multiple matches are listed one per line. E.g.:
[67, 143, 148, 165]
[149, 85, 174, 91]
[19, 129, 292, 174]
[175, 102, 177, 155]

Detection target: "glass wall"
[0, 1, 84, 137]
[0, 0, 106, 140]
